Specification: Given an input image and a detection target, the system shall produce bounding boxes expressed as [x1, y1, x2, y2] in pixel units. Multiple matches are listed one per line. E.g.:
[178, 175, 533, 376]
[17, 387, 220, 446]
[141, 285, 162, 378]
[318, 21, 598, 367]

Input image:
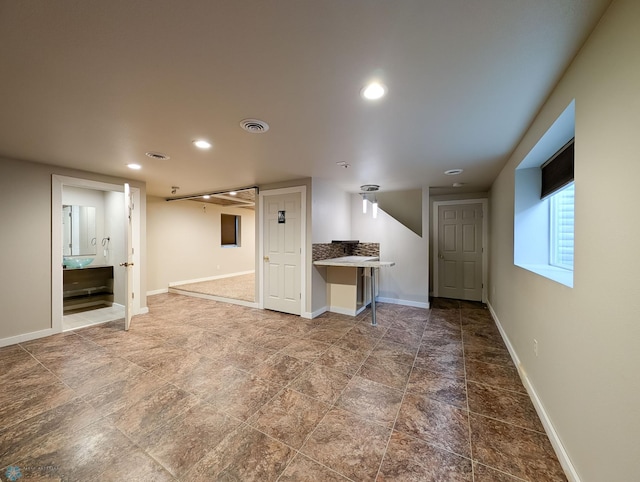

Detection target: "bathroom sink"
[63, 257, 94, 268]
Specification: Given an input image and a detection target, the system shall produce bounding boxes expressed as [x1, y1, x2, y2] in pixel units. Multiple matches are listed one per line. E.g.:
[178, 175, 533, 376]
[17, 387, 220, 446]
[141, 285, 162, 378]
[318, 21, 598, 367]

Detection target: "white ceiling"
[0, 0, 611, 197]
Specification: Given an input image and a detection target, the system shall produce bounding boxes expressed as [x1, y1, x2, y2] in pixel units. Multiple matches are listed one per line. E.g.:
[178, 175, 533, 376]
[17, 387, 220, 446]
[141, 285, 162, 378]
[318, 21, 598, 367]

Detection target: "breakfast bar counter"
[313, 256, 395, 326]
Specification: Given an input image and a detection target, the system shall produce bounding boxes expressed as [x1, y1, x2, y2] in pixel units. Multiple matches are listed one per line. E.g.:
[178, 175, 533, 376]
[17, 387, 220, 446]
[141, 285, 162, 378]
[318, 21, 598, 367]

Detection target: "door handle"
[119, 262, 134, 267]
[263, 256, 270, 262]
[438, 254, 445, 259]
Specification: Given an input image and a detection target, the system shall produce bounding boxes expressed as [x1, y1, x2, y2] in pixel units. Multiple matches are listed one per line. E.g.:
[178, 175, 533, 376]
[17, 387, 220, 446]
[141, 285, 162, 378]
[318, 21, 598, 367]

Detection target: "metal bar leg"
[370, 266, 377, 326]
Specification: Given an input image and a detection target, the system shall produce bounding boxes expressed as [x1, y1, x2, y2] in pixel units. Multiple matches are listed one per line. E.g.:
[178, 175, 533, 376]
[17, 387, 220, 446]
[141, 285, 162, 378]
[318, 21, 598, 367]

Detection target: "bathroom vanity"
[63, 265, 114, 313]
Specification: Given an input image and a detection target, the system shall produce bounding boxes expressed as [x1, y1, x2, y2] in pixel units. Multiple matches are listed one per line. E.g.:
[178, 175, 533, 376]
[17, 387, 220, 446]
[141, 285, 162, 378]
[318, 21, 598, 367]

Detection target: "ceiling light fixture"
[229, 191, 237, 196]
[203, 195, 211, 199]
[361, 82, 387, 100]
[444, 168, 464, 175]
[193, 140, 212, 149]
[360, 184, 380, 218]
[336, 161, 351, 168]
[127, 163, 142, 170]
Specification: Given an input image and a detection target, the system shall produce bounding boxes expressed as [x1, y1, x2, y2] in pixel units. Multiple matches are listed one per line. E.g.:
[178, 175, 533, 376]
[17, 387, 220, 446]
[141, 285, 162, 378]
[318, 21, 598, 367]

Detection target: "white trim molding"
[432, 198, 489, 302]
[0, 328, 58, 348]
[487, 301, 580, 482]
[376, 297, 430, 309]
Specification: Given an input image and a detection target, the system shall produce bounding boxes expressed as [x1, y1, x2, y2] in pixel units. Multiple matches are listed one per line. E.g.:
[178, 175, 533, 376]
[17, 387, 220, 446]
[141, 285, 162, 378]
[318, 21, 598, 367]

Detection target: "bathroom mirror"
[62, 205, 97, 256]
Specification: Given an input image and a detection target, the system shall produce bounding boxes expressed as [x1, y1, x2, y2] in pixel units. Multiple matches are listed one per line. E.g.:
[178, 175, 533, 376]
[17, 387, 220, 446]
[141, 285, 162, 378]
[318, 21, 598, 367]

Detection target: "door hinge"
[132, 292, 135, 299]
[132, 248, 134, 255]
[300, 293, 302, 299]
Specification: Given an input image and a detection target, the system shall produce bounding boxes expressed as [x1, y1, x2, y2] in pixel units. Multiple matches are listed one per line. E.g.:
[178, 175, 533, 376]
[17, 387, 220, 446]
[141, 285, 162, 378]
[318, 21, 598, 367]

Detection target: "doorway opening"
[165, 187, 258, 307]
[52, 176, 143, 333]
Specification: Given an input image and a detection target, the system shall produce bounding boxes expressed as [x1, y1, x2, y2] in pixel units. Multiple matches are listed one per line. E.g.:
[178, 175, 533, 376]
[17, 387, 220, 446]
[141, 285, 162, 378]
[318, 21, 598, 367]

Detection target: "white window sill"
[516, 263, 574, 288]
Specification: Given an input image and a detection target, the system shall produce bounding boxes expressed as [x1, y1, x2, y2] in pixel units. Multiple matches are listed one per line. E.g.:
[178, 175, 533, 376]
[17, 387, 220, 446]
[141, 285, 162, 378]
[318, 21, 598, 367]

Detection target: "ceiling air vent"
[240, 118, 269, 133]
[145, 151, 170, 160]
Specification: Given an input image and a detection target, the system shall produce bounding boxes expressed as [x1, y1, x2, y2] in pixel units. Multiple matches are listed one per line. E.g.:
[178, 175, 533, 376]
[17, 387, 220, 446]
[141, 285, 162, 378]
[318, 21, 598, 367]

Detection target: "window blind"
[541, 139, 574, 199]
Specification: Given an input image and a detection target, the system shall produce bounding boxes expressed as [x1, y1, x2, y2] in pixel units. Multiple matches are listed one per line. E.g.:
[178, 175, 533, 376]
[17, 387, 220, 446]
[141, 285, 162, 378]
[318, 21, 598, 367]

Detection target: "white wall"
[351, 188, 429, 308]
[147, 196, 255, 292]
[310, 178, 352, 313]
[0, 157, 146, 344]
[488, 1, 639, 480]
[311, 179, 351, 243]
[103, 191, 125, 305]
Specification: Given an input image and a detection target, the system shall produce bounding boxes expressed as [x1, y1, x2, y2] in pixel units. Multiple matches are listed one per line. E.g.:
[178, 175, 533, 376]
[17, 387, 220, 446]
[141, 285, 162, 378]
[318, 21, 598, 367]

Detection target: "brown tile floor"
[0, 294, 567, 481]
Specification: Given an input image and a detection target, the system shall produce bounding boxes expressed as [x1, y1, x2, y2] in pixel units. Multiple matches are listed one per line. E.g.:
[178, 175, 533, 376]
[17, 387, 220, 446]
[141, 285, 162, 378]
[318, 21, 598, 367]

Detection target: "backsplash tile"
[312, 242, 379, 261]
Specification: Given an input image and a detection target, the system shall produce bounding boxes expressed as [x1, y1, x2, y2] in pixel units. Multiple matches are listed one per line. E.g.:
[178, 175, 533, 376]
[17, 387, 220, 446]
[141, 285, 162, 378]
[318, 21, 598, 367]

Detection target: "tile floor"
[63, 305, 126, 331]
[0, 294, 567, 481]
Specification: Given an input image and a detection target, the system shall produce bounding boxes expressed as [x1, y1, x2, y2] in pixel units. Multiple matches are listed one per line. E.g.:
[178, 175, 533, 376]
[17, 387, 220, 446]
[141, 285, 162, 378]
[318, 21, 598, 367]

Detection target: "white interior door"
[123, 183, 134, 330]
[263, 192, 301, 315]
[437, 203, 483, 301]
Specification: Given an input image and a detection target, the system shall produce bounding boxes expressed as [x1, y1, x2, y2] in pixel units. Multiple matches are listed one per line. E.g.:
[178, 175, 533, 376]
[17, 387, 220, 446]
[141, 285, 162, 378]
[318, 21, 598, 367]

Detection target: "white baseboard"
[304, 306, 328, 319]
[168, 270, 255, 288]
[0, 327, 57, 348]
[376, 297, 430, 309]
[486, 301, 580, 482]
[147, 288, 168, 296]
[326, 306, 359, 317]
[136, 306, 149, 315]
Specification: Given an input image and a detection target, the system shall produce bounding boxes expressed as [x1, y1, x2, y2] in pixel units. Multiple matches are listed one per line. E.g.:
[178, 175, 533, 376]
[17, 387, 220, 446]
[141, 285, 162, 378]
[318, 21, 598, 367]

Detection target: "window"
[514, 100, 575, 287]
[221, 214, 241, 247]
[549, 182, 574, 270]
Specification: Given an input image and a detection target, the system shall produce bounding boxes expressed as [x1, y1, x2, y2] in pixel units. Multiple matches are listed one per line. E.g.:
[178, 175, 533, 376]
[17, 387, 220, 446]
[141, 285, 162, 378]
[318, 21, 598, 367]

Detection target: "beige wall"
[488, 1, 639, 480]
[311, 178, 352, 313]
[0, 157, 147, 344]
[146, 196, 255, 292]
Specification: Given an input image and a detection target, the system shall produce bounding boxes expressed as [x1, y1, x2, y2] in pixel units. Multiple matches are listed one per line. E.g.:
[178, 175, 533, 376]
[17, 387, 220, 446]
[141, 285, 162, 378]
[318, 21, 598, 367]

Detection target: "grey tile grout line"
[373, 308, 434, 481]
[459, 307, 476, 482]
[271, 314, 394, 481]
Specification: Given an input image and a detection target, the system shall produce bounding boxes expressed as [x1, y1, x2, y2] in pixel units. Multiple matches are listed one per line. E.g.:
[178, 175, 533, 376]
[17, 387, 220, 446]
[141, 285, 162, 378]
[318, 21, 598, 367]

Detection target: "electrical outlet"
[533, 339, 538, 357]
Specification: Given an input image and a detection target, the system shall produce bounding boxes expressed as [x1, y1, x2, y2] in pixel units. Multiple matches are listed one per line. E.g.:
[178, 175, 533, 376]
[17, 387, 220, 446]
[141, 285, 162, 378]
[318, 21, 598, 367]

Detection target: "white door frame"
[258, 186, 307, 316]
[432, 198, 488, 302]
[52, 175, 143, 333]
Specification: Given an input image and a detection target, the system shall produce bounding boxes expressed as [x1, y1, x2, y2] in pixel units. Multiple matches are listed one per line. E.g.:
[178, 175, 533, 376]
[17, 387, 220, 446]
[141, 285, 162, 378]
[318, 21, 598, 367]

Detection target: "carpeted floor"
[172, 273, 255, 302]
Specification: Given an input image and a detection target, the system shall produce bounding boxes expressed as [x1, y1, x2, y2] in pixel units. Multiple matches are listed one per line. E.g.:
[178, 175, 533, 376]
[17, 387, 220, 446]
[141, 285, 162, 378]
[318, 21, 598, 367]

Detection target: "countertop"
[313, 256, 395, 268]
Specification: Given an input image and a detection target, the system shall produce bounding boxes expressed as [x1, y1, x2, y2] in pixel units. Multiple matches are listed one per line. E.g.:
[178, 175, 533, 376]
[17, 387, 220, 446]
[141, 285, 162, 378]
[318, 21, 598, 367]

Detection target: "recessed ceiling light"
[229, 191, 237, 196]
[127, 163, 142, 170]
[361, 82, 387, 100]
[444, 169, 464, 175]
[203, 195, 211, 199]
[193, 139, 212, 149]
